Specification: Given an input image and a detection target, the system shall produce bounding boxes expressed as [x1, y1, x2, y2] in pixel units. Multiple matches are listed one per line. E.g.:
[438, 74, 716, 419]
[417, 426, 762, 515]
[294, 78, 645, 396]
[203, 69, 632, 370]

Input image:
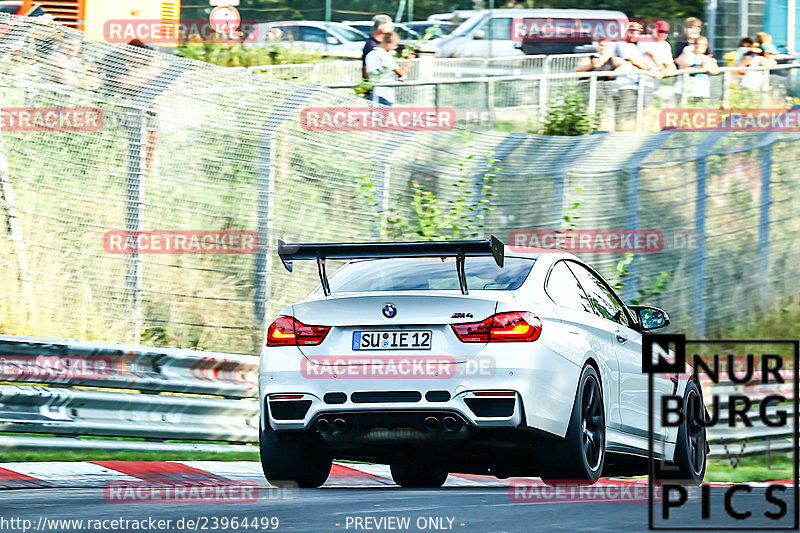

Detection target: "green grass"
[705, 454, 795, 483]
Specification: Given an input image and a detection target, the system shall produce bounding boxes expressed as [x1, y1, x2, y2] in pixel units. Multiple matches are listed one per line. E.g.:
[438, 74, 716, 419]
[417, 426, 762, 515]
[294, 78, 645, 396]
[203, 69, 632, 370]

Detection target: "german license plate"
[352, 330, 432, 350]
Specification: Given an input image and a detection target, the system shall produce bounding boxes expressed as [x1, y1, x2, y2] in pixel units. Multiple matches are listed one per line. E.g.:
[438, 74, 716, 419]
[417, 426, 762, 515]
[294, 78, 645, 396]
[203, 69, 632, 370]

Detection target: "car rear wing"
[277, 236, 505, 296]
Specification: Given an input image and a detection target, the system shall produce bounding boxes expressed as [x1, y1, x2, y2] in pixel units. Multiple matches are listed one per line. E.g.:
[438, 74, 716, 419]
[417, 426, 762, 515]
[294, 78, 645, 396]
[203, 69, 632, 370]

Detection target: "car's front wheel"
[541, 364, 605, 485]
[390, 463, 448, 488]
[260, 424, 332, 488]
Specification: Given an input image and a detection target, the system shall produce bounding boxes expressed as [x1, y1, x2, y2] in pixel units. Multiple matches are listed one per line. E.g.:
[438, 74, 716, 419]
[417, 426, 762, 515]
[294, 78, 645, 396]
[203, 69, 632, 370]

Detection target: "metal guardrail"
[0, 335, 793, 457]
[0, 335, 259, 452]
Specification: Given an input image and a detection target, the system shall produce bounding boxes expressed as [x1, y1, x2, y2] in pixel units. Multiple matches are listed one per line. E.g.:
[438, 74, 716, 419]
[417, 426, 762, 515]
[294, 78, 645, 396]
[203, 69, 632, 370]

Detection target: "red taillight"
[266, 316, 330, 346]
[451, 312, 542, 343]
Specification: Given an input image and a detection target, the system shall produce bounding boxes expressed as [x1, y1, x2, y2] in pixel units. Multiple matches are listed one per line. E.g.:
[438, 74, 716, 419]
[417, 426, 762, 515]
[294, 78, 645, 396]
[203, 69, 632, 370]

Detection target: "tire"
[390, 463, 448, 488]
[541, 364, 606, 485]
[259, 423, 332, 488]
[657, 380, 707, 485]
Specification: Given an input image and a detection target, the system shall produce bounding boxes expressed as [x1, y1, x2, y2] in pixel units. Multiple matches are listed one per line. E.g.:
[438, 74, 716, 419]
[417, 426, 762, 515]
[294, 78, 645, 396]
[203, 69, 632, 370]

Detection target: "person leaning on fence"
[675, 36, 720, 105]
[364, 32, 414, 106]
[42, 34, 82, 87]
[613, 22, 663, 130]
[736, 33, 778, 92]
[575, 39, 630, 123]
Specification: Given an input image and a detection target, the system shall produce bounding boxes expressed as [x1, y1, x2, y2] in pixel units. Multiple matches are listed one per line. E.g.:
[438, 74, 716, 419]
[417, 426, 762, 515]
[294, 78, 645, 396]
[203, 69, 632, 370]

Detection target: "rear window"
[324, 257, 534, 293]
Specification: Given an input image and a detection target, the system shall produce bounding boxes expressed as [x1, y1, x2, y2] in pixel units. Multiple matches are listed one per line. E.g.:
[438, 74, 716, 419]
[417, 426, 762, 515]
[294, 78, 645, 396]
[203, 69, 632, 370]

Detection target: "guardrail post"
[758, 143, 772, 305]
[124, 108, 145, 343]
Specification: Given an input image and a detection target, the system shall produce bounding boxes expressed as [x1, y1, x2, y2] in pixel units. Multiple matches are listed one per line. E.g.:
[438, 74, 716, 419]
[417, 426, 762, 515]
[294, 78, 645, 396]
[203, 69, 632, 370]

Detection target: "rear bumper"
[259, 343, 583, 438]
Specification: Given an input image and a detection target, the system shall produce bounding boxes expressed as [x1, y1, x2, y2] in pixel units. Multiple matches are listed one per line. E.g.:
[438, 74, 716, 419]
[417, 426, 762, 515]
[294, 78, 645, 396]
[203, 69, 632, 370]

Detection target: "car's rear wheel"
[541, 364, 605, 485]
[259, 423, 332, 488]
[390, 463, 448, 488]
[657, 381, 707, 484]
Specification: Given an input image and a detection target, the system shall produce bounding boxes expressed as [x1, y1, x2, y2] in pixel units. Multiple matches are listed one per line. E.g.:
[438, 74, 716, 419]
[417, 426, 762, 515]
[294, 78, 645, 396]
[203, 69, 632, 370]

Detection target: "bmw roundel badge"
[382, 303, 397, 319]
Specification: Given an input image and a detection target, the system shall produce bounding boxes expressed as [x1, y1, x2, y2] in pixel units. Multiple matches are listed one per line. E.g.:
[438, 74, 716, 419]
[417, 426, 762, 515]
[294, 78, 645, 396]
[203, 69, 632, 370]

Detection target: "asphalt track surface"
[3, 485, 797, 532]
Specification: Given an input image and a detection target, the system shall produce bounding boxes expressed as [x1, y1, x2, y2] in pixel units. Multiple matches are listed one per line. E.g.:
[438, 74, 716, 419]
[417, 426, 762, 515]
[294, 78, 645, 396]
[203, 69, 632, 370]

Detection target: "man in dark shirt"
[674, 17, 714, 59]
[362, 14, 393, 79]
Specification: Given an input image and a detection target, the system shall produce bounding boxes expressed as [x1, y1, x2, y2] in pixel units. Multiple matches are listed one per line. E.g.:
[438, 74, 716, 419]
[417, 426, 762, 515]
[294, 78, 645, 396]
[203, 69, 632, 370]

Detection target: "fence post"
[758, 143, 772, 305]
[588, 75, 598, 115]
[721, 71, 731, 109]
[487, 79, 495, 129]
[124, 108, 146, 343]
[254, 132, 276, 343]
[635, 77, 645, 132]
[680, 73, 689, 107]
[0, 136, 33, 316]
[538, 78, 548, 131]
[693, 154, 708, 337]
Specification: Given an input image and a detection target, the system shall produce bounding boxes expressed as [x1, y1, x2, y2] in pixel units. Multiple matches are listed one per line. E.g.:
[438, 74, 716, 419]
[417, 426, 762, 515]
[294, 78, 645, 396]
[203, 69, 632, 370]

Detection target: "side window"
[487, 17, 512, 40]
[546, 261, 592, 313]
[567, 262, 630, 327]
[301, 26, 330, 43]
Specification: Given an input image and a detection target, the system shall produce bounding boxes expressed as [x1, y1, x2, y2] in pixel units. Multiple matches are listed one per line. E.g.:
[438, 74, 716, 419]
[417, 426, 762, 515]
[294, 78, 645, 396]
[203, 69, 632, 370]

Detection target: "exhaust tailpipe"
[316, 418, 331, 434]
[443, 416, 459, 432]
[333, 418, 348, 433]
[424, 416, 440, 432]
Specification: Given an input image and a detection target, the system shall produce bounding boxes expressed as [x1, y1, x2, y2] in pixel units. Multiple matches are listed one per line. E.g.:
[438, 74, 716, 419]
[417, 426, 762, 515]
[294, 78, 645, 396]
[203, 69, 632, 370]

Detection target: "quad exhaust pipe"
[318, 414, 461, 435]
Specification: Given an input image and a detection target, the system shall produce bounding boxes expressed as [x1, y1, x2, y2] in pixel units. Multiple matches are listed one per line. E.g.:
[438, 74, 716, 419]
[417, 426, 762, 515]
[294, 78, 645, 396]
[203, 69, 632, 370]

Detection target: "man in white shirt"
[613, 22, 662, 130]
[638, 21, 676, 75]
[364, 32, 414, 106]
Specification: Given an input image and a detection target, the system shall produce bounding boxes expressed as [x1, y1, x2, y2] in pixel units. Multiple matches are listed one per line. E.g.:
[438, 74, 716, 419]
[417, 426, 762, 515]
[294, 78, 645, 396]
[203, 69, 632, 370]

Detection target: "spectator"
[726, 37, 753, 65]
[364, 32, 414, 106]
[674, 17, 714, 58]
[575, 39, 631, 130]
[614, 22, 662, 130]
[362, 15, 393, 80]
[736, 34, 778, 92]
[676, 36, 720, 104]
[43, 35, 82, 87]
[638, 21, 676, 77]
[755, 31, 779, 54]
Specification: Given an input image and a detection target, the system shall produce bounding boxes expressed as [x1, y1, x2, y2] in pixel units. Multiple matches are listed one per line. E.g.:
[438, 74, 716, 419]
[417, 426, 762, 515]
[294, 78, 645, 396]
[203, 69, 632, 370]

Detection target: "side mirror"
[629, 305, 670, 331]
[473, 29, 486, 40]
[326, 36, 339, 45]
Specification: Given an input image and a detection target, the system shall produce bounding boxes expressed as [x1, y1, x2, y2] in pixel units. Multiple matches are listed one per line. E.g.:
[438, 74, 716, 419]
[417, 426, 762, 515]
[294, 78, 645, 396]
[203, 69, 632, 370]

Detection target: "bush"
[540, 90, 597, 136]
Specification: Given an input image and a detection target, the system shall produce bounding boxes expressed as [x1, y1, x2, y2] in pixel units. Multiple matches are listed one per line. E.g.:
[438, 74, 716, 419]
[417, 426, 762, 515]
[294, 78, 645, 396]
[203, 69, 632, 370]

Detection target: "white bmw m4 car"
[258, 237, 707, 488]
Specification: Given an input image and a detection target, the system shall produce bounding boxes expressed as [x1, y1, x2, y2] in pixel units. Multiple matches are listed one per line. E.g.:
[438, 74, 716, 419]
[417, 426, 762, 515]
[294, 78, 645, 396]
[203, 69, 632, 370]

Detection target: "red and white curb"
[0, 461, 794, 490]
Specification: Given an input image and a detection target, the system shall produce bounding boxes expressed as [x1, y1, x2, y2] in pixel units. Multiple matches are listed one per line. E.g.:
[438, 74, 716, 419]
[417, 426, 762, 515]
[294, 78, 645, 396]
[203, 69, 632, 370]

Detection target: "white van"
[431, 9, 628, 57]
